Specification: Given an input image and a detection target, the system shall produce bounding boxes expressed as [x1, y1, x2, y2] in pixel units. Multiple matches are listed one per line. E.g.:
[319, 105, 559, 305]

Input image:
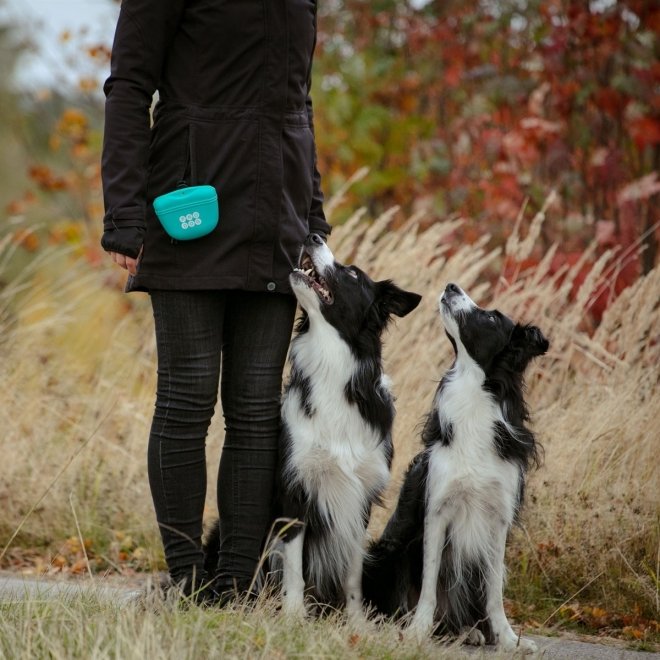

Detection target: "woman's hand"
[101, 226, 145, 275]
[108, 249, 142, 276]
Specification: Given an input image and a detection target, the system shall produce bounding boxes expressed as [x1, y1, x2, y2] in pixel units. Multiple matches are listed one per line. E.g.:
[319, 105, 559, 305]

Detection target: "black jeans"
[148, 289, 296, 587]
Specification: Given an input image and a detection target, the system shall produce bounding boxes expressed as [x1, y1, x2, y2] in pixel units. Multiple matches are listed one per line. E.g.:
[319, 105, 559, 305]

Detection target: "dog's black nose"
[305, 233, 324, 247]
[446, 283, 460, 295]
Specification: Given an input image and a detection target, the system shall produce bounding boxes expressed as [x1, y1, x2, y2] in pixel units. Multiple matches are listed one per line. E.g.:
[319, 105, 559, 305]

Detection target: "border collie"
[275, 233, 421, 618]
[363, 283, 548, 652]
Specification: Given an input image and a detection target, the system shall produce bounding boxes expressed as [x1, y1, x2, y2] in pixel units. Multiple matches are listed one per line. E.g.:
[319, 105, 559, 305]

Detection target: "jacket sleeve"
[101, 0, 185, 232]
[304, 9, 332, 238]
[305, 93, 332, 238]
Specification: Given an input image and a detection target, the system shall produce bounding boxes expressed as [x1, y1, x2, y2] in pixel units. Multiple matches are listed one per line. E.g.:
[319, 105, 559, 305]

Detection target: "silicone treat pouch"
[153, 185, 219, 241]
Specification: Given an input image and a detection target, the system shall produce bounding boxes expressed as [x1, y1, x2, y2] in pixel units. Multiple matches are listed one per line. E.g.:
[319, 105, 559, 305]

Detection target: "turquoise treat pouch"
[153, 185, 219, 241]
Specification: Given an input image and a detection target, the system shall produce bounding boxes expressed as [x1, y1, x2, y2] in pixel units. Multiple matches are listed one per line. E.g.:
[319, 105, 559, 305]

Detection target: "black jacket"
[101, 0, 331, 293]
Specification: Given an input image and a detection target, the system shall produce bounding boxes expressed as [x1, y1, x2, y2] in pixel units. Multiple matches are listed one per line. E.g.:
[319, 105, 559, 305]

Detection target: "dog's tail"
[362, 536, 413, 617]
[363, 452, 428, 617]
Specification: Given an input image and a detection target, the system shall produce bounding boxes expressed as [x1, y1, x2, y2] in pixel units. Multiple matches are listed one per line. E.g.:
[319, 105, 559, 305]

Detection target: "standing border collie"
[363, 283, 548, 652]
[276, 234, 421, 618]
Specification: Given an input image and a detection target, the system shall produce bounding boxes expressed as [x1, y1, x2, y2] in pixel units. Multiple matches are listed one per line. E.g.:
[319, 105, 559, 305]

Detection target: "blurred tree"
[0, 21, 30, 213]
[5, 0, 657, 317]
[0, 12, 107, 262]
[313, 0, 659, 278]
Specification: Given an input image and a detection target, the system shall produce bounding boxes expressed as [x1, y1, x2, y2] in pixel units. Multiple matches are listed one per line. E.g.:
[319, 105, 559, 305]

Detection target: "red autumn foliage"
[313, 0, 659, 320]
[28, 165, 69, 193]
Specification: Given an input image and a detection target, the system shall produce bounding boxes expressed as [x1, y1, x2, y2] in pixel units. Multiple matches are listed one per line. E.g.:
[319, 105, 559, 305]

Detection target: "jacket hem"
[125, 272, 295, 295]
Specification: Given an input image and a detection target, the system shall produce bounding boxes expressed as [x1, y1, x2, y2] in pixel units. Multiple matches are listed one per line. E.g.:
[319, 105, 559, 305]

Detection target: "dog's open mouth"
[293, 253, 333, 305]
[293, 253, 334, 304]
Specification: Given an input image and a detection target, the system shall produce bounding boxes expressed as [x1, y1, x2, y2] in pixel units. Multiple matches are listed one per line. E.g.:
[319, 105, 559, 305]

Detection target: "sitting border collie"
[276, 233, 421, 618]
[363, 283, 548, 652]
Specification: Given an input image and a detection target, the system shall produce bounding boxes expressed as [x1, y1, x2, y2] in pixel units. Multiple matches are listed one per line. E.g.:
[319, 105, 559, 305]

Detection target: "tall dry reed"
[0, 206, 657, 629]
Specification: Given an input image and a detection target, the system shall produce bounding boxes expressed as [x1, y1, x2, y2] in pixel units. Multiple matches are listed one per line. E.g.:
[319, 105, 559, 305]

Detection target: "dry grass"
[0, 207, 658, 648]
[0, 588, 476, 660]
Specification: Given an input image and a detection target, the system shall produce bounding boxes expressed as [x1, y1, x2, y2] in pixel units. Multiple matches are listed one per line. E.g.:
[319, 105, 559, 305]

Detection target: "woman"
[101, 0, 331, 602]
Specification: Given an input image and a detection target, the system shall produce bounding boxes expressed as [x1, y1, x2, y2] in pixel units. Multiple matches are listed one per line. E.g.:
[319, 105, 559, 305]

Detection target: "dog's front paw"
[497, 629, 537, 654]
[461, 627, 486, 646]
[409, 608, 435, 641]
[517, 637, 538, 654]
[282, 594, 307, 619]
[345, 599, 366, 624]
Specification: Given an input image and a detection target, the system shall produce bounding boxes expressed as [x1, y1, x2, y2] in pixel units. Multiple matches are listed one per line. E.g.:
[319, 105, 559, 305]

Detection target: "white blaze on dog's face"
[438, 283, 478, 340]
[439, 283, 515, 374]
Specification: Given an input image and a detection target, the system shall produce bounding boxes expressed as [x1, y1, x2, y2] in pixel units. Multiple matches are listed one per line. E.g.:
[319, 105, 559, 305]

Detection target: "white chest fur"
[282, 323, 391, 519]
[426, 362, 520, 559]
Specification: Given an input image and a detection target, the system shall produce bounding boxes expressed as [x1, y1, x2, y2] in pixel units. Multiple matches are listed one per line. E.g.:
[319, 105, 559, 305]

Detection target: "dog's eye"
[488, 314, 496, 323]
[347, 268, 358, 279]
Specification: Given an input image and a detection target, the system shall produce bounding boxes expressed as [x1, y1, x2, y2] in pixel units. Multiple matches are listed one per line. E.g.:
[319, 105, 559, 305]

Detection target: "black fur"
[290, 369, 315, 418]
[421, 387, 453, 448]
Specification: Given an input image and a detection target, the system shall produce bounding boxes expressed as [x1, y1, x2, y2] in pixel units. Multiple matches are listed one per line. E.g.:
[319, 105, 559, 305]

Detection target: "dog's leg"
[409, 509, 448, 639]
[282, 529, 306, 617]
[485, 524, 537, 654]
[344, 539, 366, 621]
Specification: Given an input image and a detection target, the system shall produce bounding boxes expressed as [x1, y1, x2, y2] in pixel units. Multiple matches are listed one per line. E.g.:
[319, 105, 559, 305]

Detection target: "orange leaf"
[70, 559, 88, 575]
[13, 229, 40, 252]
[348, 634, 360, 648]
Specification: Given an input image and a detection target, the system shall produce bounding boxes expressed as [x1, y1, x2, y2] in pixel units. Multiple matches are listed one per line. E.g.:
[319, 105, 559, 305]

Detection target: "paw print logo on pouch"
[179, 211, 203, 230]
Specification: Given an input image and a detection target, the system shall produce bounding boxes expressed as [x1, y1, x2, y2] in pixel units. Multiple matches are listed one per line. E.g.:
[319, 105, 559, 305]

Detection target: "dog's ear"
[509, 324, 549, 371]
[375, 281, 422, 320]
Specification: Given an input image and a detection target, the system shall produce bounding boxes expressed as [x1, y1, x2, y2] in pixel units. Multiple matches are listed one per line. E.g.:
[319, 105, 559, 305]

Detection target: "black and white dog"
[363, 283, 548, 652]
[275, 233, 421, 618]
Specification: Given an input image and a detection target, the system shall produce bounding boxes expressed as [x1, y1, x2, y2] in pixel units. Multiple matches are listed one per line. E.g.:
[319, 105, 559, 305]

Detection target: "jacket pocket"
[146, 116, 189, 201]
[191, 118, 260, 239]
[282, 124, 314, 221]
